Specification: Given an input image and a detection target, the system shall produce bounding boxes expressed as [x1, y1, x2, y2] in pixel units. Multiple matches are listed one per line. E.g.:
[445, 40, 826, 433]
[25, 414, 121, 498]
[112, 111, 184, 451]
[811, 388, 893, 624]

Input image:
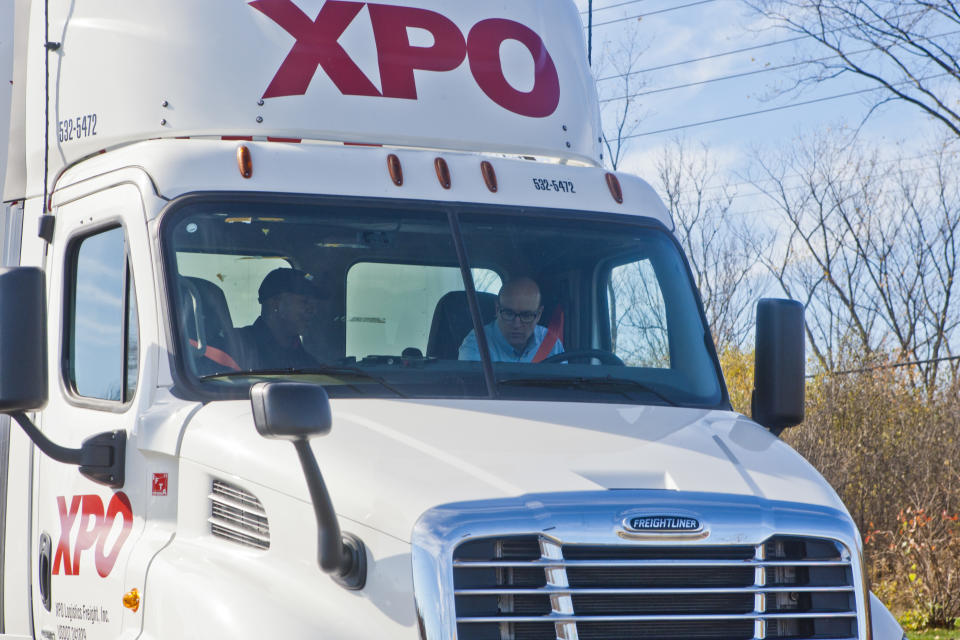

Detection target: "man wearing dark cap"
[236, 267, 322, 370]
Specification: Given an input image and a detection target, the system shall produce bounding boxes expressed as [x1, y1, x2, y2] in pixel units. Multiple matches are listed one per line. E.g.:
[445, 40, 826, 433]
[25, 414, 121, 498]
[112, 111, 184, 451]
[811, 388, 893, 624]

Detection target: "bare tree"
[751, 131, 960, 391]
[608, 259, 670, 366]
[748, 0, 960, 137]
[594, 26, 649, 170]
[658, 139, 767, 352]
[896, 138, 960, 391]
[594, 27, 653, 345]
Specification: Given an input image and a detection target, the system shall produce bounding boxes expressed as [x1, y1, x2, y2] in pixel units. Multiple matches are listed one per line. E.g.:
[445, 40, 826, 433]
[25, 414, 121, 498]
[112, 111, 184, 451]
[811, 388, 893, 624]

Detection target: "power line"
[626, 86, 882, 138]
[599, 48, 873, 102]
[596, 35, 808, 82]
[809, 355, 960, 378]
[593, 7, 928, 83]
[596, 30, 959, 101]
[620, 68, 950, 139]
[619, 68, 948, 140]
[612, 45, 957, 102]
[581, 0, 650, 15]
[590, 0, 720, 28]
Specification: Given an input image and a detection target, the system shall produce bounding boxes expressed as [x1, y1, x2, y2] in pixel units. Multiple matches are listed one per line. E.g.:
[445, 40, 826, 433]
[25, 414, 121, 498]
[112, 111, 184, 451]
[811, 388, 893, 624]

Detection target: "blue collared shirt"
[459, 320, 564, 363]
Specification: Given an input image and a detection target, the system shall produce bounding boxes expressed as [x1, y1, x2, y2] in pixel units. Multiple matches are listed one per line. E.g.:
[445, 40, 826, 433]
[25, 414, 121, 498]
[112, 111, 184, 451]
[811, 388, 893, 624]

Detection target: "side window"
[607, 259, 670, 368]
[345, 263, 501, 359]
[67, 226, 139, 402]
[126, 278, 139, 398]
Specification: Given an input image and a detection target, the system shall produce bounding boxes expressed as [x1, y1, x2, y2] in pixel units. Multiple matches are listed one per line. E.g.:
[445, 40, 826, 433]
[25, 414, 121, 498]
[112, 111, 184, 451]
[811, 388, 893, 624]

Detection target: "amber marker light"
[605, 172, 623, 204]
[481, 161, 497, 193]
[387, 154, 403, 186]
[123, 588, 141, 613]
[237, 145, 253, 179]
[434, 157, 451, 189]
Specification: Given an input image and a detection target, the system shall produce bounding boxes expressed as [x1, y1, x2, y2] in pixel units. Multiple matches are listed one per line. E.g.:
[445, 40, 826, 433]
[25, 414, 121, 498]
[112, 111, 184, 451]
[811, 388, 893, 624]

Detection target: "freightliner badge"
[623, 514, 703, 534]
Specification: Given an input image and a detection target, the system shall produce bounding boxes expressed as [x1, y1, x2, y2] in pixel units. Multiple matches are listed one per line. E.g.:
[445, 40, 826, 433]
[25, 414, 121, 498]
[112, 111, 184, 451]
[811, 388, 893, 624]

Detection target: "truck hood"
[179, 399, 846, 542]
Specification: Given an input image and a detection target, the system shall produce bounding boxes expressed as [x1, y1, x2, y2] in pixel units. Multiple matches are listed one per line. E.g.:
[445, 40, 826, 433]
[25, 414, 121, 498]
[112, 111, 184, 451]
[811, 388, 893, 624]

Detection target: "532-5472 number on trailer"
[57, 114, 98, 143]
[532, 178, 576, 194]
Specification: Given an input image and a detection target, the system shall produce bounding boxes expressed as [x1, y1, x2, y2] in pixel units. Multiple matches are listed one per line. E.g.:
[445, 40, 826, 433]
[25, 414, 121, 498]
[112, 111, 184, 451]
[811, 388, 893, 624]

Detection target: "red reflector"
[387, 154, 403, 186]
[605, 172, 623, 204]
[434, 158, 451, 189]
[267, 137, 301, 143]
[481, 161, 497, 193]
[222, 136, 254, 141]
[237, 145, 253, 179]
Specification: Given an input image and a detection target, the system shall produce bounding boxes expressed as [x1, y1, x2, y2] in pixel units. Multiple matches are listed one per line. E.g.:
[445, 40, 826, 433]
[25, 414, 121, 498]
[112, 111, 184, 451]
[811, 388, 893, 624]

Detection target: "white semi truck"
[0, 0, 905, 639]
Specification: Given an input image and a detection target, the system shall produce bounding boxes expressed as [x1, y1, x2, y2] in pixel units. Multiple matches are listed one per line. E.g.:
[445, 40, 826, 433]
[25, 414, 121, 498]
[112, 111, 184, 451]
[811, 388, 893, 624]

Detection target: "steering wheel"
[539, 349, 625, 366]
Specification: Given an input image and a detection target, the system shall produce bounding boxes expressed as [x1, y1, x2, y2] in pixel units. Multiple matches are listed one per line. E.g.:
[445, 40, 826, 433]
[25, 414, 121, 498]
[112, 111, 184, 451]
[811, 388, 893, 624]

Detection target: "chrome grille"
[209, 480, 270, 550]
[453, 535, 857, 640]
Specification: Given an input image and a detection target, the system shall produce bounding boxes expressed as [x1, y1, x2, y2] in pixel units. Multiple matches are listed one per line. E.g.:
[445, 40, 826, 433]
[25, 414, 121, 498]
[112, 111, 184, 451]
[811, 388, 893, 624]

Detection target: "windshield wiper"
[201, 365, 408, 398]
[499, 375, 679, 406]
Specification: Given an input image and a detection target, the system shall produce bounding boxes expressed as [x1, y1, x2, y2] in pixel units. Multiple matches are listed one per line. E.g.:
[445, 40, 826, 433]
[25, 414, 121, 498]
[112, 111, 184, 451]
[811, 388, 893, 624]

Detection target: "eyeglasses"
[498, 307, 540, 323]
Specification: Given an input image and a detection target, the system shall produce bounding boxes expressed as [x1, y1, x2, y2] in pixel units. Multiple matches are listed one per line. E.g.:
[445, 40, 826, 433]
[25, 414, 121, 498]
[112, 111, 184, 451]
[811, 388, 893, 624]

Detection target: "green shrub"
[719, 349, 960, 628]
[869, 507, 960, 628]
[783, 367, 960, 628]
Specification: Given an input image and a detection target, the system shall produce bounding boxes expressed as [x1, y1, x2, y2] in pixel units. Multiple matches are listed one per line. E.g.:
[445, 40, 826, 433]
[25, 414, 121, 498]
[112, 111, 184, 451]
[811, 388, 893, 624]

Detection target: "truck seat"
[426, 291, 497, 359]
[179, 276, 243, 374]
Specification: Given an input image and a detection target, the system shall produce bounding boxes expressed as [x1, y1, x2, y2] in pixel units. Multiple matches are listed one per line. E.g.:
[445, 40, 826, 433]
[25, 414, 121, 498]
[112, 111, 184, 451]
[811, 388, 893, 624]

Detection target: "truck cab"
[1, 1, 903, 639]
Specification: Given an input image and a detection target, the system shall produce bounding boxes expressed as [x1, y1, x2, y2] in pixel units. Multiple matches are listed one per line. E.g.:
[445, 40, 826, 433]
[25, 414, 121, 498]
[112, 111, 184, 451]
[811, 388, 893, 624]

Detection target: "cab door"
[32, 184, 152, 640]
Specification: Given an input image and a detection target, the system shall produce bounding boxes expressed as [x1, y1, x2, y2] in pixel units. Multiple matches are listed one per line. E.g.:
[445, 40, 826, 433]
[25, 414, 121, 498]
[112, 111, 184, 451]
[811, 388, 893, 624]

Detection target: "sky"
[571, 0, 960, 358]
[571, 0, 952, 190]
[0, 6, 12, 201]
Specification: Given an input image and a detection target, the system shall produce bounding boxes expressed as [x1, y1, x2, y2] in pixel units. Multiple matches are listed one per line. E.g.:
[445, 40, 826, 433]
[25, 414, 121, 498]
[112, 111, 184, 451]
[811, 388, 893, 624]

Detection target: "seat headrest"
[179, 276, 235, 347]
[426, 291, 498, 359]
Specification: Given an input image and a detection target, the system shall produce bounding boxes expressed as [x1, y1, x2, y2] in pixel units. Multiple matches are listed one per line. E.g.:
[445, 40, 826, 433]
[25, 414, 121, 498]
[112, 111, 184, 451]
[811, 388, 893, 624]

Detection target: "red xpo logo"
[54, 493, 134, 578]
[250, 0, 561, 118]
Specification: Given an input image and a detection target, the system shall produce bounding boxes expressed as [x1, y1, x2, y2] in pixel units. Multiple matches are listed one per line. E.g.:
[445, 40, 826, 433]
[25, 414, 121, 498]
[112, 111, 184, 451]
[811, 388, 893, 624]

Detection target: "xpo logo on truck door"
[250, 0, 561, 118]
[54, 493, 134, 578]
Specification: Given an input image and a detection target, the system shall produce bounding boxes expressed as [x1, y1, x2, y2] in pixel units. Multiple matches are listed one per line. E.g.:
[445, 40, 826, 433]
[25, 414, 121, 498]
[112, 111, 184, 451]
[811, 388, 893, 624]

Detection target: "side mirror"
[250, 382, 366, 590]
[251, 381, 331, 439]
[752, 299, 805, 436]
[0, 267, 125, 487]
[0, 267, 48, 412]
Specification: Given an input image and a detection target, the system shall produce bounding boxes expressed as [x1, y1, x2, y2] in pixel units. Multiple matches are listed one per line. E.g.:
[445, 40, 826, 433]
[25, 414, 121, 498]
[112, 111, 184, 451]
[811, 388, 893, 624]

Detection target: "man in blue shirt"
[459, 277, 563, 363]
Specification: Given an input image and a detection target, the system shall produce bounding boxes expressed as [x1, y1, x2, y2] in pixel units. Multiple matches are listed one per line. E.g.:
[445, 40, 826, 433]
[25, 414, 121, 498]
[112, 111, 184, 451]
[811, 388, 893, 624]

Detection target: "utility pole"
[588, 0, 593, 66]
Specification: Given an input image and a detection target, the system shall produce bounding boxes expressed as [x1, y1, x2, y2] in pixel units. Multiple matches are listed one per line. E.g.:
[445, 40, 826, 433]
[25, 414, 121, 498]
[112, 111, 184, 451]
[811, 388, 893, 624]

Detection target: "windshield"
[161, 197, 724, 407]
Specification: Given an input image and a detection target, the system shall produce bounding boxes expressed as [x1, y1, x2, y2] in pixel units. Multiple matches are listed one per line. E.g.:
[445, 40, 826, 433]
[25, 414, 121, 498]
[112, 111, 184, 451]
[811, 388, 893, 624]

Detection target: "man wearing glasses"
[459, 277, 564, 363]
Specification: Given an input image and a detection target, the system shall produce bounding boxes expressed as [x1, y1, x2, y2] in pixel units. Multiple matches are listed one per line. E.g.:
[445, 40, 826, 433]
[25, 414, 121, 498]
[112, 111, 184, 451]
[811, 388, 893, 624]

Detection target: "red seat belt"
[533, 305, 564, 362]
[189, 339, 241, 371]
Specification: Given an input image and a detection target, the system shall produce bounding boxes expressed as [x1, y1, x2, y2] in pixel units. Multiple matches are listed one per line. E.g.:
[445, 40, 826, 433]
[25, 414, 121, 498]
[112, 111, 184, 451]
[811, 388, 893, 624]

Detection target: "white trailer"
[0, 1, 904, 639]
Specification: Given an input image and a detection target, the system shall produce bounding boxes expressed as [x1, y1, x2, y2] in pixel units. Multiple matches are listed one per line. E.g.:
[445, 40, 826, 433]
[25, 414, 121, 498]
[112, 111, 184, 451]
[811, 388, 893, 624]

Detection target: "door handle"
[38, 532, 52, 611]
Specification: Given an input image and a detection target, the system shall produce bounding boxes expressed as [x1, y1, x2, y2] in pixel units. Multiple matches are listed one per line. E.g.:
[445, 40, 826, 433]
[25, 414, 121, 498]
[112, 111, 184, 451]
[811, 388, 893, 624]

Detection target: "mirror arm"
[9, 412, 126, 488]
[292, 438, 366, 590]
[11, 412, 82, 464]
